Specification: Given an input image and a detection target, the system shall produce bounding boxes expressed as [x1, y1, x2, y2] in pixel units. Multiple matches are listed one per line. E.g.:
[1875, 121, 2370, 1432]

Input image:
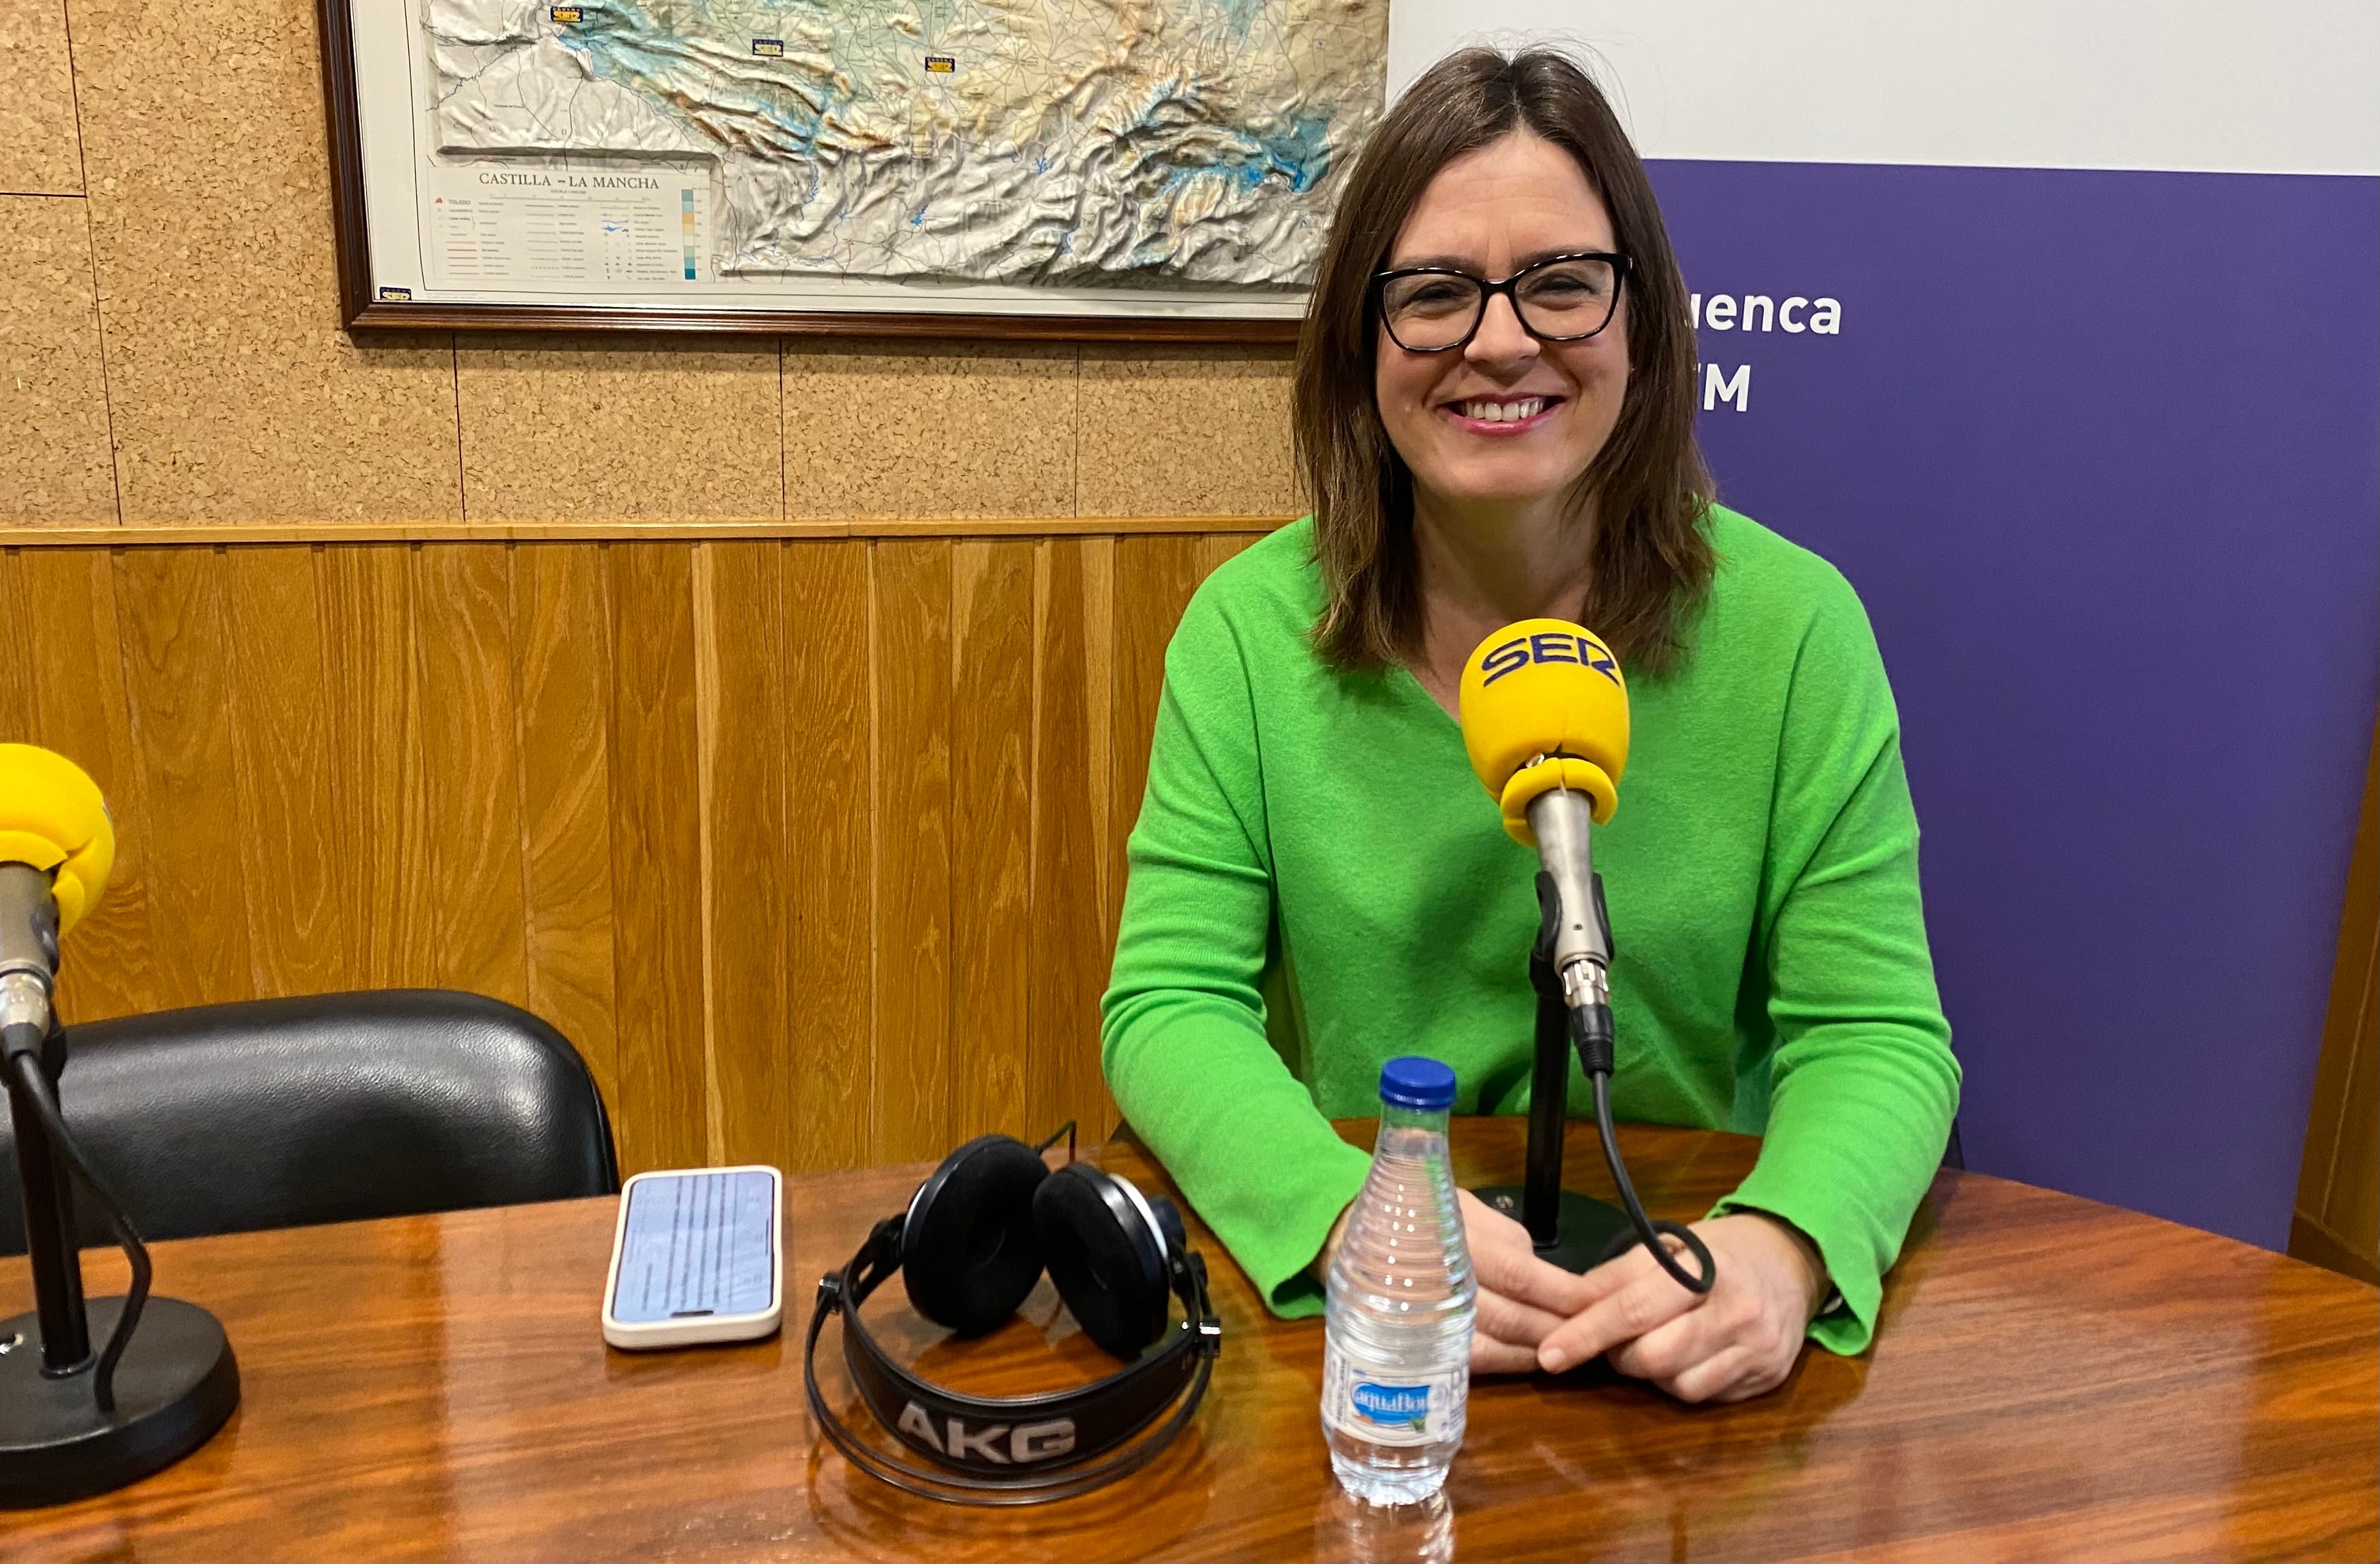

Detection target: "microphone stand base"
[1472, 1186, 1631, 1275]
[0, 1295, 240, 1508]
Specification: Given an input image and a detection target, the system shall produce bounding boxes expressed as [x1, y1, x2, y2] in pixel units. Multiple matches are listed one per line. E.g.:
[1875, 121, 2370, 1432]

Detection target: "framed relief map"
[321, 0, 1388, 338]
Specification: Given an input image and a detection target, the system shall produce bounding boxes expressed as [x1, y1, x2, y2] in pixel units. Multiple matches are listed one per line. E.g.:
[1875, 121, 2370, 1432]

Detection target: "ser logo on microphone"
[1478, 630, 1620, 688]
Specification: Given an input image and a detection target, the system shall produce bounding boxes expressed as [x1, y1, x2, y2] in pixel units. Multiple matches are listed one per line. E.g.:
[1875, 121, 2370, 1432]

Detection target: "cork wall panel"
[1076, 344, 1301, 517]
[0, 530, 1246, 1175]
[783, 340, 1078, 517]
[458, 336, 783, 522]
[67, 0, 460, 522]
[0, 195, 113, 522]
[7, 0, 1309, 532]
[0, 0, 82, 194]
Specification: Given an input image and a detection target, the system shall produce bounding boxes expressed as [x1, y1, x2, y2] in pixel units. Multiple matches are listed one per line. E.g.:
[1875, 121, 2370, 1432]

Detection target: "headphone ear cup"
[1032, 1163, 1170, 1360]
[1149, 1194, 1188, 1258]
[901, 1135, 1050, 1336]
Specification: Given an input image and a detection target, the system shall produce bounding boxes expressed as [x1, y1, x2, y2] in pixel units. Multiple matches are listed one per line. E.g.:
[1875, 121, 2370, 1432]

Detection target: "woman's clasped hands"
[1456, 1188, 1829, 1404]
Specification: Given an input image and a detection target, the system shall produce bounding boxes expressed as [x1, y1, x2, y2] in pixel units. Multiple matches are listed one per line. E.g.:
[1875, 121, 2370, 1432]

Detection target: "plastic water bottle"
[1321, 1056, 1476, 1505]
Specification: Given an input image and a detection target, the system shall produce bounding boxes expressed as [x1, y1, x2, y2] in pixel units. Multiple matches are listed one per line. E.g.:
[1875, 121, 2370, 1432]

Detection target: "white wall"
[1387, 0, 2380, 175]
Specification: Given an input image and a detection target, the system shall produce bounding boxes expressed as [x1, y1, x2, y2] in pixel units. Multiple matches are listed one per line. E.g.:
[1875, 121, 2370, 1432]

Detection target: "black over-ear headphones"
[803, 1126, 1222, 1504]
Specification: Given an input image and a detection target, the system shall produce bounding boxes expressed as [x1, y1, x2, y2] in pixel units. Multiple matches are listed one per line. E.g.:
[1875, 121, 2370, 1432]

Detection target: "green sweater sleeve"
[1709, 571, 1962, 1354]
[1101, 590, 1372, 1317]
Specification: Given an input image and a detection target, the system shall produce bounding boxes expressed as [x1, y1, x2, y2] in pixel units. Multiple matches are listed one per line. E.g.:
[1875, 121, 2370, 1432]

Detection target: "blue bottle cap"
[1378, 1055, 1457, 1112]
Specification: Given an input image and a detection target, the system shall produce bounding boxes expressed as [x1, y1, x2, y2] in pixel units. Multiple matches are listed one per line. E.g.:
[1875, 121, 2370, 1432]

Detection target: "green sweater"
[1100, 509, 1959, 1356]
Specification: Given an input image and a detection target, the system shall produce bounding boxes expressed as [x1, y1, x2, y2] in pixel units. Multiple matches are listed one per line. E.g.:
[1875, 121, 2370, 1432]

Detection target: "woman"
[1101, 48, 1958, 1404]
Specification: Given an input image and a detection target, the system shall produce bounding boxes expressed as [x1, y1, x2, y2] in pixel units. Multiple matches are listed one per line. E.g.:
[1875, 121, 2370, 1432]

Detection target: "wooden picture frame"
[316, 0, 1315, 342]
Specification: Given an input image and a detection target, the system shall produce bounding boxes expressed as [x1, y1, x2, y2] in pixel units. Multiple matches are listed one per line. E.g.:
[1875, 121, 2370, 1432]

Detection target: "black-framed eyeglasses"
[1371, 251, 1632, 353]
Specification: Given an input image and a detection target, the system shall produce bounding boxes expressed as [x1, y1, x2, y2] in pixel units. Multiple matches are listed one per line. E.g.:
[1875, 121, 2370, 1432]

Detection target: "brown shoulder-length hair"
[1295, 47, 1715, 674]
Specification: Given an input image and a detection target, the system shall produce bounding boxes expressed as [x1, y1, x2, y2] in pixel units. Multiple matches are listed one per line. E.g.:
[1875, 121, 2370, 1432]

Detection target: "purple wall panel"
[1649, 160, 2380, 1249]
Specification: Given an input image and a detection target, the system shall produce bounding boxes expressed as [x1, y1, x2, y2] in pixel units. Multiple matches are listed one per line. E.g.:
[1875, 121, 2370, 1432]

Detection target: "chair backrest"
[0, 989, 619, 1255]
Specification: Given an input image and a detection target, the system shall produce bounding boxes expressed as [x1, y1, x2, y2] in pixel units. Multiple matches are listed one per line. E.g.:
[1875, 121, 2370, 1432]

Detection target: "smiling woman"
[1296, 52, 1714, 686]
[1101, 48, 1959, 1411]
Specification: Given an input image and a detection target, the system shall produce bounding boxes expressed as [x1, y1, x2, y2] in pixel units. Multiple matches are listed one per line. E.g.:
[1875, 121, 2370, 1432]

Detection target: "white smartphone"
[602, 1165, 784, 1350]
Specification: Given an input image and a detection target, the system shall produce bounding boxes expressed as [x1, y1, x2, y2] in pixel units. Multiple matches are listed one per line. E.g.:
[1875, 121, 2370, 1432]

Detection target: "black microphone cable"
[1567, 1000, 1716, 1294]
[3, 1025, 153, 1413]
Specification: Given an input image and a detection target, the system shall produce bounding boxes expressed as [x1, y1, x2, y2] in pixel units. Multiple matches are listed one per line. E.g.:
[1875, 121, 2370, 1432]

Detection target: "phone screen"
[611, 1169, 776, 1324]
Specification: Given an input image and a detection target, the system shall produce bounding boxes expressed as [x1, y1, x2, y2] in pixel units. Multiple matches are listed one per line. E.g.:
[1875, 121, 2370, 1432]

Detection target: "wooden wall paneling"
[606, 543, 709, 1172]
[1106, 535, 1209, 946]
[1197, 531, 1261, 577]
[1078, 537, 1116, 925]
[781, 541, 871, 1172]
[413, 545, 529, 1008]
[511, 543, 621, 1129]
[1091, 534, 1237, 1140]
[1027, 537, 1116, 1139]
[2292, 716, 2380, 1283]
[2320, 994, 2379, 1278]
[697, 541, 793, 1171]
[10, 548, 156, 1021]
[316, 544, 433, 990]
[949, 539, 1034, 1142]
[0, 555, 33, 740]
[869, 539, 953, 1162]
[111, 547, 254, 1011]
[224, 547, 345, 998]
[0, 524, 1273, 1175]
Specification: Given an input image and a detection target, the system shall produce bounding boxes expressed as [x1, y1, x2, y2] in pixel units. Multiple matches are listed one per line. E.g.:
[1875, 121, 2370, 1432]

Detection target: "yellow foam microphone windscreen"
[0, 744, 113, 936]
[1457, 619, 1630, 845]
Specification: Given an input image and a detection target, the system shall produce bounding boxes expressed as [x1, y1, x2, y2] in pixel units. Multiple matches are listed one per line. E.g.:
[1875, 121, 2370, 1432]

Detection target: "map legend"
[424, 164, 710, 290]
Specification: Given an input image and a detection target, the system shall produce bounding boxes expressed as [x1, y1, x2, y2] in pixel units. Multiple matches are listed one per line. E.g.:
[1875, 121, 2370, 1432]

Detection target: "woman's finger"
[1505, 1252, 1602, 1318]
[1659, 1343, 1759, 1405]
[1460, 1191, 1600, 1317]
[1536, 1258, 1704, 1373]
[1471, 1330, 1542, 1375]
[1605, 1293, 1727, 1384]
[1567, 1240, 1656, 1308]
[1468, 1229, 1598, 1319]
[1475, 1283, 1568, 1349]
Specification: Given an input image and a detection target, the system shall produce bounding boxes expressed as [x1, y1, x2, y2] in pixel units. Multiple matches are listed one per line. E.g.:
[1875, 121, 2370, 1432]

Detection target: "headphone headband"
[803, 1210, 1221, 1504]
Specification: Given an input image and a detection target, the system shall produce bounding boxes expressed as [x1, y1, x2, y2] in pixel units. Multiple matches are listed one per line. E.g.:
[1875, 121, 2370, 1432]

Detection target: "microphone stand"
[12, 1023, 90, 1370]
[1470, 878, 1630, 1273]
[0, 864, 238, 1508]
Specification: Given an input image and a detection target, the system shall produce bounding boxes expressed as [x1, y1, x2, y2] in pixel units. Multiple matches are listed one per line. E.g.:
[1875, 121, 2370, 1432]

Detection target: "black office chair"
[0, 989, 619, 1256]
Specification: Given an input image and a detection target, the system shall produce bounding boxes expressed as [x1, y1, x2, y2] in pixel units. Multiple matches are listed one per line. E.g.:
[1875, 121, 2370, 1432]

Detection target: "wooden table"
[1, 1119, 2373, 1562]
